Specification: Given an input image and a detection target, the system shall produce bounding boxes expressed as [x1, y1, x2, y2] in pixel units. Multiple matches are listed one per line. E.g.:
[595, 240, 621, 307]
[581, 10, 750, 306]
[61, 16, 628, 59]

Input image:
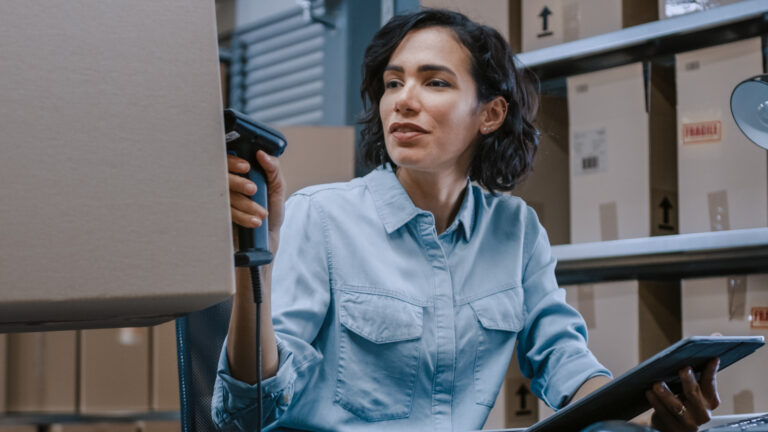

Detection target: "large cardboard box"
[676, 38, 767, 234]
[6, 331, 78, 413]
[278, 127, 356, 196]
[0, 1, 233, 331]
[682, 275, 768, 414]
[658, 0, 745, 19]
[522, 0, 657, 52]
[514, 95, 570, 245]
[142, 421, 181, 432]
[569, 62, 678, 243]
[0, 334, 6, 414]
[421, 0, 521, 52]
[79, 328, 150, 414]
[151, 321, 180, 411]
[50, 424, 144, 432]
[484, 356, 538, 429]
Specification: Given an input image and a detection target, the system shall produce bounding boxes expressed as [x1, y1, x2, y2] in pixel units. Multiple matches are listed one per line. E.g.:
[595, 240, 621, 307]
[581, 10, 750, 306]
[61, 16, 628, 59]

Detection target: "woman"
[213, 9, 720, 432]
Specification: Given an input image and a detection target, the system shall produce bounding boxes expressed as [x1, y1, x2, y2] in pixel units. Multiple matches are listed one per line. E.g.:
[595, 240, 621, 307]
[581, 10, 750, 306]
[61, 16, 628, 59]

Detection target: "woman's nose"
[394, 82, 420, 114]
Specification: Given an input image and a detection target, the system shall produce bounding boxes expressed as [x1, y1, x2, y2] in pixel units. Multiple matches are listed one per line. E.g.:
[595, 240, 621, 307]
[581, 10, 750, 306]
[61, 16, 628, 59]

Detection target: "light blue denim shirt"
[213, 165, 610, 431]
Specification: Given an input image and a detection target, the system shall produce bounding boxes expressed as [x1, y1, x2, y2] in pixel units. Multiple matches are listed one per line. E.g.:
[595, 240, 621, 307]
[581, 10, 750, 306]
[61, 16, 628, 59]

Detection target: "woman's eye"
[427, 79, 450, 88]
[384, 80, 401, 89]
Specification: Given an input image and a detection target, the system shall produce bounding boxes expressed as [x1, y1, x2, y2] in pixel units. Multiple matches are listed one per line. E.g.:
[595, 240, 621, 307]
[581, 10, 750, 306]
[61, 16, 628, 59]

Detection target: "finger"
[256, 151, 284, 191]
[228, 173, 257, 196]
[680, 367, 711, 424]
[653, 382, 698, 430]
[227, 154, 250, 173]
[230, 192, 268, 220]
[231, 206, 262, 229]
[647, 390, 683, 432]
[701, 358, 721, 409]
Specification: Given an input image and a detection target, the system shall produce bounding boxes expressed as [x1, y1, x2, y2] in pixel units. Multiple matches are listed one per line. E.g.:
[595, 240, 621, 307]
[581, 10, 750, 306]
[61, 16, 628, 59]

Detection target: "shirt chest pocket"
[469, 286, 526, 407]
[335, 290, 424, 422]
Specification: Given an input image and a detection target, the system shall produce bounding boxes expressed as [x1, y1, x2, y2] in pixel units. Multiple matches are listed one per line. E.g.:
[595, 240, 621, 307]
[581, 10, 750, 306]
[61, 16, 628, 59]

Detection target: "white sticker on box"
[572, 128, 607, 175]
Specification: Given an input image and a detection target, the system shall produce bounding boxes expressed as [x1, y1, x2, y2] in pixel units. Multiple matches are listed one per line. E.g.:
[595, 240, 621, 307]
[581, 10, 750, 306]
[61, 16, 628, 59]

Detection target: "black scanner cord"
[250, 266, 264, 432]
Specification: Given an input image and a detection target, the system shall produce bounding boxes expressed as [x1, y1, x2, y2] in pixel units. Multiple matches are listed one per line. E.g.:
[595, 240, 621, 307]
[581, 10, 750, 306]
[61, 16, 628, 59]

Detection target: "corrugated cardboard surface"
[682, 275, 768, 414]
[564, 281, 680, 377]
[79, 328, 150, 414]
[0, 0, 234, 331]
[151, 322, 180, 411]
[522, 0, 656, 52]
[676, 38, 767, 234]
[568, 62, 676, 243]
[0, 334, 6, 413]
[6, 331, 78, 413]
[278, 127, 356, 196]
[514, 95, 570, 245]
[421, 0, 521, 52]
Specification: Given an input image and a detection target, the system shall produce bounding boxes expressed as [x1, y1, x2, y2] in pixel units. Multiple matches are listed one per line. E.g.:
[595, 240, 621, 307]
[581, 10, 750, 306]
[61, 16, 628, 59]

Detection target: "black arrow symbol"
[516, 383, 532, 414]
[539, 6, 552, 32]
[660, 197, 672, 225]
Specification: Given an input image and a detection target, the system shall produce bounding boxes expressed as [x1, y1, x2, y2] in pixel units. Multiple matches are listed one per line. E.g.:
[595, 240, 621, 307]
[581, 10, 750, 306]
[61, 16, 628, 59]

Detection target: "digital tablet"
[527, 336, 765, 432]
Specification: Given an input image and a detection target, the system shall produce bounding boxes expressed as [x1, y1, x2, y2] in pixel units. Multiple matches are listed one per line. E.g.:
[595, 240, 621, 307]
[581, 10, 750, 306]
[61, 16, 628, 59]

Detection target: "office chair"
[176, 299, 239, 432]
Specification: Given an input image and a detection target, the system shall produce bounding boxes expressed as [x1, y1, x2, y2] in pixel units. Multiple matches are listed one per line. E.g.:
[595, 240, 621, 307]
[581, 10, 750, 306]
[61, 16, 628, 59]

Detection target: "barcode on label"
[582, 156, 599, 171]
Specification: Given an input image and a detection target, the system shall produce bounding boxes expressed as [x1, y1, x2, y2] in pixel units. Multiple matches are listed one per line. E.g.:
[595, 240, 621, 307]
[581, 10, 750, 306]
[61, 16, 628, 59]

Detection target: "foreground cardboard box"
[151, 321, 180, 411]
[522, 0, 657, 51]
[421, 0, 521, 52]
[658, 0, 744, 19]
[0, 334, 6, 413]
[0, 0, 233, 331]
[675, 38, 767, 234]
[141, 421, 181, 432]
[569, 61, 677, 243]
[682, 275, 768, 414]
[0, 427, 37, 432]
[6, 331, 77, 413]
[79, 328, 150, 414]
[50, 424, 144, 432]
[514, 95, 570, 245]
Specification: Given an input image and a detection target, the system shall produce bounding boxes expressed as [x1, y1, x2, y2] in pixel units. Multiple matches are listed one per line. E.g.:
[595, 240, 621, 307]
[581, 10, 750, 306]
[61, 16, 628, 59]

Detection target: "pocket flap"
[339, 291, 423, 343]
[469, 287, 525, 332]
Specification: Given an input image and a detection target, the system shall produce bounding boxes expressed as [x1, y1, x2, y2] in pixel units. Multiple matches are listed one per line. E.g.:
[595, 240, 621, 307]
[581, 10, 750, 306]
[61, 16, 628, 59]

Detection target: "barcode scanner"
[223, 108, 286, 432]
[223, 109, 287, 268]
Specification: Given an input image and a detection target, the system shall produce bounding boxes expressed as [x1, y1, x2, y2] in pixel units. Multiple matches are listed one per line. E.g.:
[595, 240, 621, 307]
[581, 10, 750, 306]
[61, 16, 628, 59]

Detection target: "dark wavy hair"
[359, 8, 540, 193]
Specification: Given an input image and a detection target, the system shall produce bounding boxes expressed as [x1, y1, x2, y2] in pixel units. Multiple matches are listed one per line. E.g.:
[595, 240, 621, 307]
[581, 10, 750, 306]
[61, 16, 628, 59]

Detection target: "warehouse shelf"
[517, 0, 768, 81]
[552, 228, 768, 285]
[0, 411, 179, 428]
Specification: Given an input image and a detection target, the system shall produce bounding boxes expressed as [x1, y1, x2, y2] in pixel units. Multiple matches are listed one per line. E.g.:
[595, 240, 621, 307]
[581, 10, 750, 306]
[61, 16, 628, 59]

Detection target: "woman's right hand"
[227, 150, 286, 247]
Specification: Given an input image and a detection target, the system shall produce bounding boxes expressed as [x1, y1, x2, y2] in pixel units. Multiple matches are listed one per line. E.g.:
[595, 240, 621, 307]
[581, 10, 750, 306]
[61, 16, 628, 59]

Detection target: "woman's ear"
[478, 96, 508, 135]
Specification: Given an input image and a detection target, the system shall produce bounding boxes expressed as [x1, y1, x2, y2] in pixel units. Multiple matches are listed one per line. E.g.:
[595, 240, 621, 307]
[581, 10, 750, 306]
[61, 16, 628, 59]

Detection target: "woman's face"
[379, 26, 485, 176]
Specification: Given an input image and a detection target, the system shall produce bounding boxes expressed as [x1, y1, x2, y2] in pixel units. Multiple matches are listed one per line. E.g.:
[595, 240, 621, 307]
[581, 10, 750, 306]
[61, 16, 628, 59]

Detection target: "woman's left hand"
[645, 358, 720, 432]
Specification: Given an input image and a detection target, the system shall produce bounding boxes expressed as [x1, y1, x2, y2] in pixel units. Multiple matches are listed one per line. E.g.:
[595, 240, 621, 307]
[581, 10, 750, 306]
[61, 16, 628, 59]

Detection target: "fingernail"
[239, 162, 249, 170]
[251, 218, 261, 226]
[245, 183, 256, 194]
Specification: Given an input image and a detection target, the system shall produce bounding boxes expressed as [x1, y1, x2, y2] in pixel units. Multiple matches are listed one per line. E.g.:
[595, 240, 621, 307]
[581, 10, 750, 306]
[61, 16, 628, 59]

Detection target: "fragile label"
[682, 120, 721, 145]
[572, 128, 607, 176]
[750, 307, 768, 329]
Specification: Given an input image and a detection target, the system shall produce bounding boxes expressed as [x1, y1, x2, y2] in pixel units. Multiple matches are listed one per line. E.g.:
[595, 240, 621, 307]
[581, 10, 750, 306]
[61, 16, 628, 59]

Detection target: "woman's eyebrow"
[383, 64, 457, 78]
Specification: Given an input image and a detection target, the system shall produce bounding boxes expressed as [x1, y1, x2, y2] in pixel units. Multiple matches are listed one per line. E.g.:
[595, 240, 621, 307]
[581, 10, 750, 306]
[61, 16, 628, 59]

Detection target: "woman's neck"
[396, 167, 467, 235]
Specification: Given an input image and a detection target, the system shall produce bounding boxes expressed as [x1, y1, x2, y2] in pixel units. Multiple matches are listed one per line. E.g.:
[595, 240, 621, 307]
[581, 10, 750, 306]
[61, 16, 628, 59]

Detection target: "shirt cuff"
[538, 347, 612, 410]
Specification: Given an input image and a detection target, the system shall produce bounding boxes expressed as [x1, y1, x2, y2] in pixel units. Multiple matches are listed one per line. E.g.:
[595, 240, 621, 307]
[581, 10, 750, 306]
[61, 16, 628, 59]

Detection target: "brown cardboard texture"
[152, 321, 180, 411]
[6, 331, 77, 413]
[79, 328, 150, 413]
[142, 421, 181, 432]
[569, 62, 677, 243]
[421, 0, 522, 52]
[0, 0, 233, 331]
[514, 95, 570, 245]
[682, 275, 768, 414]
[564, 280, 681, 377]
[278, 127, 356, 196]
[50, 424, 145, 432]
[676, 37, 767, 234]
[522, 0, 657, 52]
[0, 334, 6, 413]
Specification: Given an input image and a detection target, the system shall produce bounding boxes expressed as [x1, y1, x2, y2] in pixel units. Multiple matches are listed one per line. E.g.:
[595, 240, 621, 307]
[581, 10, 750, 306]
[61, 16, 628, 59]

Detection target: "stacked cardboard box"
[151, 322, 179, 412]
[420, 0, 521, 52]
[522, 0, 657, 51]
[675, 37, 768, 415]
[0, 334, 6, 413]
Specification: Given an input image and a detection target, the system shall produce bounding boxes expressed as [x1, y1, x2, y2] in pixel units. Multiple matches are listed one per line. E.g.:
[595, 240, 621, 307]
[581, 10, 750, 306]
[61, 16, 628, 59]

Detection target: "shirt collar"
[363, 165, 475, 241]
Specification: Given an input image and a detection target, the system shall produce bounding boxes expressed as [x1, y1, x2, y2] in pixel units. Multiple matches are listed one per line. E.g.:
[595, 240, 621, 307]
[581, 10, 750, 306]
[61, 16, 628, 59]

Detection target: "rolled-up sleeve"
[212, 193, 330, 429]
[516, 210, 612, 410]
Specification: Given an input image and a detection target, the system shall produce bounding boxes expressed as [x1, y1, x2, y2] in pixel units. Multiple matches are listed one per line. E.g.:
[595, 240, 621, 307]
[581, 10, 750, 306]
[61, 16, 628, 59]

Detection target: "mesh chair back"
[176, 299, 239, 432]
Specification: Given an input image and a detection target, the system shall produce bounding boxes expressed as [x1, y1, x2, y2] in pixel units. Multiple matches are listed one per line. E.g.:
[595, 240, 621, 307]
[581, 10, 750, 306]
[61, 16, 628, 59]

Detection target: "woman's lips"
[391, 130, 426, 142]
[389, 122, 428, 143]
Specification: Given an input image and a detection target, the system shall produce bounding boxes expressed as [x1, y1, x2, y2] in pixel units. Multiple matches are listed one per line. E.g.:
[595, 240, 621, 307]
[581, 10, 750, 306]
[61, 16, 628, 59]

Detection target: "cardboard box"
[79, 328, 150, 414]
[522, 0, 657, 52]
[484, 356, 538, 429]
[151, 321, 180, 411]
[568, 61, 677, 243]
[6, 331, 78, 413]
[682, 275, 768, 414]
[421, 0, 521, 52]
[0, 0, 233, 331]
[514, 95, 570, 245]
[278, 126, 356, 196]
[141, 421, 181, 432]
[0, 427, 38, 432]
[0, 334, 6, 414]
[676, 38, 767, 234]
[49, 424, 144, 432]
[658, 0, 744, 19]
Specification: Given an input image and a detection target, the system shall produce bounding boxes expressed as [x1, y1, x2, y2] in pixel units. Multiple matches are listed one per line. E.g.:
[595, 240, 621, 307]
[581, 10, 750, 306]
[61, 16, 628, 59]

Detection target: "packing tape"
[708, 189, 730, 231]
[562, 1, 580, 42]
[577, 284, 597, 330]
[727, 276, 747, 321]
[599, 202, 619, 241]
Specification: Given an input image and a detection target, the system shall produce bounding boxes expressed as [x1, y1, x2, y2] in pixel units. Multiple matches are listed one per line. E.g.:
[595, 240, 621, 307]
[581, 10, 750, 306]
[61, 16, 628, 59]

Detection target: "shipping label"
[751, 307, 768, 329]
[682, 120, 721, 145]
[572, 128, 607, 175]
